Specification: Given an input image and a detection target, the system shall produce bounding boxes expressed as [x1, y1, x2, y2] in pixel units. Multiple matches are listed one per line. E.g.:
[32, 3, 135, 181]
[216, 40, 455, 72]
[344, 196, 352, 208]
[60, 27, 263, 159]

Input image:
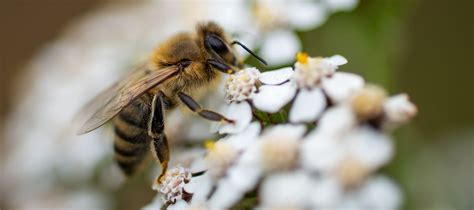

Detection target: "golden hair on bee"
[75, 21, 266, 182]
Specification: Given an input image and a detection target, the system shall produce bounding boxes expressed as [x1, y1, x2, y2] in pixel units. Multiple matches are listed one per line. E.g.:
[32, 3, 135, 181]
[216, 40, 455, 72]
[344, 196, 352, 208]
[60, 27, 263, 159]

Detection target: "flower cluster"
[153, 166, 192, 205]
[149, 53, 417, 210]
[4, 1, 360, 209]
[213, 0, 359, 66]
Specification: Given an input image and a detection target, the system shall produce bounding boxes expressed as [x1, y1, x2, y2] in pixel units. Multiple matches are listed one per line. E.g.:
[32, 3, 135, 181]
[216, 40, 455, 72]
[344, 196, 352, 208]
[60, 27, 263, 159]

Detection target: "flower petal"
[253, 82, 297, 113]
[310, 177, 343, 207]
[225, 122, 261, 150]
[184, 173, 213, 204]
[383, 93, 418, 125]
[357, 176, 402, 210]
[326, 0, 359, 12]
[289, 88, 327, 123]
[286, 1, 327, 30]
[259, 67, 294, 85]
[317, 105, 357, 136]
[209, 179, 244, 209]
[301, 131, 344, 173]
[259, 30, 301, 66]
[328, 54, 348, 66]
[259, 171, 313, 208]
[226, 160, 263, 193]
[218, 102, 252, 134]
[345, 126, 393, 170]
[322, 72, 364, 104]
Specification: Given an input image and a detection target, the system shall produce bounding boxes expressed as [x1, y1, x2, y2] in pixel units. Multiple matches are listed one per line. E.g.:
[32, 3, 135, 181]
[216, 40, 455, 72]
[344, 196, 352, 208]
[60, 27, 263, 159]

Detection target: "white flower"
[259, 30, 302, 65]
[258, 125, 306, 172]
[153, 166, 192, 205]
[181, 172, 214, 209]
[301, 130, 345, 173]
[301, 124, 394, 186]
[355, 176, 403, 210]
[258, 171, 314, 209]
[334, 127, 392, 187]
[327, 0, 360, 12]
[259, 53, 352, 122]
[217, 68, 259, 134]
[338, 176, 402, 210]
[317, 104, 358, 136]
[289, 87, 327, 123]
[322, 72, 365, 104]
[220, 122, 262, 151]
[309, 176, 344, 208]
[204, 140, 239, 181]
[344, 126, 394, 171]
[220, 53, 359, 129]
[250, 0, 358, 65]
[224, 67, 260, 103]
[208, 124, 305, 209]
[383, 93, 418, 127]
[350, 84, 388, 121]
[208, 178, 244, 209]
[258, 67, 294, 85]
[253, 53, 349, 118]
[252, 82, 298, 113]
[216, 102, 253, 134]
[205, 122, 261, 180]
[293, 53, 347, 88]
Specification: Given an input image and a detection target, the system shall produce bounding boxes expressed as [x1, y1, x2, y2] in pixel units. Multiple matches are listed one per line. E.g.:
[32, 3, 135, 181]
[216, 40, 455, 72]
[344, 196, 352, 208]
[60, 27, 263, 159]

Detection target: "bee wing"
[75, 63, 180, 134]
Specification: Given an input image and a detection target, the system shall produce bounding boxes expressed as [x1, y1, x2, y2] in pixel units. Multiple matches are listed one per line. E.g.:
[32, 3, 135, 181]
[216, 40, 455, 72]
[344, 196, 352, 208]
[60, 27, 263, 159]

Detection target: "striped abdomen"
[112, 93, 153, 176]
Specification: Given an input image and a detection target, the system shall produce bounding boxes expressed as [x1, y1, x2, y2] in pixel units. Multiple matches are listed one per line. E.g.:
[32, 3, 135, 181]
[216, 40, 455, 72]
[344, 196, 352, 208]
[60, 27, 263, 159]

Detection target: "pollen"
[204, 140, 216, 151]
[240, 74, 250, 82]
[296, 52, 309, 64]
[153, 166, 192, 204]
[224, 67, 261, 103]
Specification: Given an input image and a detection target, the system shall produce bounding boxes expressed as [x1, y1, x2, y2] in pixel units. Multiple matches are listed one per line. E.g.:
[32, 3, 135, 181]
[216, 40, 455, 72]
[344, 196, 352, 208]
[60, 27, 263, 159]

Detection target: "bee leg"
[178, 92, 234, 123]
[148, 91, 170, 183]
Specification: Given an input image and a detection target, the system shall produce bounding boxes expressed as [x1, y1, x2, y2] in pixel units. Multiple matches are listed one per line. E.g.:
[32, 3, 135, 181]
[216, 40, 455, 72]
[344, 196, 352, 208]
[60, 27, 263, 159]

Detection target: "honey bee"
[75, 22, 266, 182]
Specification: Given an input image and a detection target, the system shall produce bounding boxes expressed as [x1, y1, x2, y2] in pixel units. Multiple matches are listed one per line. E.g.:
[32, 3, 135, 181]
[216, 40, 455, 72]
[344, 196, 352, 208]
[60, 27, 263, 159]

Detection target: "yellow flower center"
[351, 84, 387, 120]
[261, 136, 299, 172]
[296, 52, 309, 64]
[204, 140, 238, 179]
[204, 140, 216, 151]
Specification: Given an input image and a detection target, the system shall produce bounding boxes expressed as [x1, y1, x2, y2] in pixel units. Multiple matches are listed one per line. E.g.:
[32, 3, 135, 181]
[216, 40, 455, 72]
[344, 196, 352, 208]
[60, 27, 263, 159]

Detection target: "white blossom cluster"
[147, 53, 417, 210]
[3, 0, 359, 209]
[200, 0, 360, 66]
[153, 166, 192, 205]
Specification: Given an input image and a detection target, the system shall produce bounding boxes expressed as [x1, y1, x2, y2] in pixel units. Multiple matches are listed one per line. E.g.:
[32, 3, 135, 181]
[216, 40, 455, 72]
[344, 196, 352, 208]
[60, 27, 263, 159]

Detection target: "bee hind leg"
[178, 92, 234, 123]
[148, 91, 170, 183]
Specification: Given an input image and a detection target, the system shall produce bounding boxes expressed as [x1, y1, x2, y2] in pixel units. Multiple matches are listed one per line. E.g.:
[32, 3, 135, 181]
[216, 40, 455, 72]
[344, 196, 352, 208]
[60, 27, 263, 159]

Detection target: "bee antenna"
[231, 41, 268, 66]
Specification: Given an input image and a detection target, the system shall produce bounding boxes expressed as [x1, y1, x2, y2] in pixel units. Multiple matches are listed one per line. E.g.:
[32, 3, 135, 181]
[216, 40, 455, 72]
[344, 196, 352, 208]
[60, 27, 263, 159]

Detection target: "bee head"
[197, 22, 242, 68]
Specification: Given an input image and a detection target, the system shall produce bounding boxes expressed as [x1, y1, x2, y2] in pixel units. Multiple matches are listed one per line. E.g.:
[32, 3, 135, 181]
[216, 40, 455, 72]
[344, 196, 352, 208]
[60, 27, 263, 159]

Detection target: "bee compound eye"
[206, 34, 228, 54]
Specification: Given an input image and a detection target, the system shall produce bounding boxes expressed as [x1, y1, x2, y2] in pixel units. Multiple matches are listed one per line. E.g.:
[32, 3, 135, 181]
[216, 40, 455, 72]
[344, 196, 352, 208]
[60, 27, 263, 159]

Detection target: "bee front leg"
[178, 92, 234, 123]
[148, 91, 170, 183]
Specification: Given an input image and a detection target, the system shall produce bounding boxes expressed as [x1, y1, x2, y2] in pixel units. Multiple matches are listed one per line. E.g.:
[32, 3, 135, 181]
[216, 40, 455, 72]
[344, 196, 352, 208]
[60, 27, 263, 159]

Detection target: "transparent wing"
[75, 63, 179, 134]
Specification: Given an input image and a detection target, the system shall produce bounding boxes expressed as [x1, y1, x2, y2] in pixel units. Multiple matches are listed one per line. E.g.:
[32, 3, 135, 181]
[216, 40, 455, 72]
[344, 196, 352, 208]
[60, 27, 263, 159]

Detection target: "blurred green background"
[1, 0, 472, 209]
